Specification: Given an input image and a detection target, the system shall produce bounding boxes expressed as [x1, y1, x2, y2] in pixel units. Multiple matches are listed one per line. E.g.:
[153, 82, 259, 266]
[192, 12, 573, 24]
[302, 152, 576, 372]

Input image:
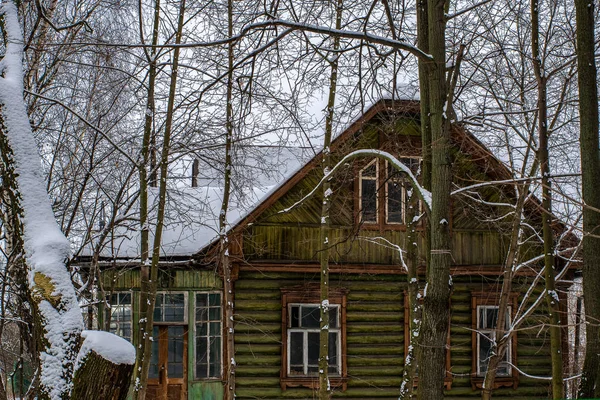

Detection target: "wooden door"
[147, 325, 188, 400]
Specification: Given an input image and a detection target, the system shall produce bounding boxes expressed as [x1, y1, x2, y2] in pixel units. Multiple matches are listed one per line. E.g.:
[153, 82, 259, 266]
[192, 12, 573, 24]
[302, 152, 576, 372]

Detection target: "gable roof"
[196, 98, 519, 258]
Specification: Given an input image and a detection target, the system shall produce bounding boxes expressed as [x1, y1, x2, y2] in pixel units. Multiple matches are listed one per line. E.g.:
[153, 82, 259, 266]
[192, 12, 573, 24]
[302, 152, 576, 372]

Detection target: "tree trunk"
[133, 0, 161, 396]
[134, 1, 186, 397]
[72, 351, 133, 400]
[399, 192, 421, 400]
[531, 1, 563, 396]
[318, 2, 342, 398]
[222, 0, 236, 396]
[417, 0, 451, 398]
[575, 0, 600, 395]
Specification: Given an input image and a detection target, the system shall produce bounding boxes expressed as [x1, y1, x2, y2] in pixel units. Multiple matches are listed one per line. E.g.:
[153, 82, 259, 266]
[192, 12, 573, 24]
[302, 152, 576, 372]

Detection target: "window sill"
[471, 376, 518, 390]
[280, 376, 347, 391]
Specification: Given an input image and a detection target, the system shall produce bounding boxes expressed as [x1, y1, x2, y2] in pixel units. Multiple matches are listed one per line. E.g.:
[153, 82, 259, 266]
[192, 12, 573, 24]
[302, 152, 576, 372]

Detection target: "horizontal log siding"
[234, 272, 552, 399]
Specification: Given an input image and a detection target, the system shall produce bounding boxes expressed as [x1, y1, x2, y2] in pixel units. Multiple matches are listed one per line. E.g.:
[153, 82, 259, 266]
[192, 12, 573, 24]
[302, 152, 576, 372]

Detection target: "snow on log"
[77, 330, 136, 367]
[72, 331, 135, 400]
[0, 1, 83, 398]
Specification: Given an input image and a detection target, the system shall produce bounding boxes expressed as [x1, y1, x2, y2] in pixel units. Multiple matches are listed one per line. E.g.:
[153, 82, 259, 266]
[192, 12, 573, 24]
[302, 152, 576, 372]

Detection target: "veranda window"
[195, 292, 222, 379]
[108, 292, 132, 341]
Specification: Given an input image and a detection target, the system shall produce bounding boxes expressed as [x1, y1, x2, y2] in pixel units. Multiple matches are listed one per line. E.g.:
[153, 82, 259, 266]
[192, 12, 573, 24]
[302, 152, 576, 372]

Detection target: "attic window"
[359, 159, 378, 223]
[358, 157, 421, 226]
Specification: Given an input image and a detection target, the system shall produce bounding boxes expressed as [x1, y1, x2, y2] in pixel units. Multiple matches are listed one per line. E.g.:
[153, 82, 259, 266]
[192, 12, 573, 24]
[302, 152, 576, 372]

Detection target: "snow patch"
[76, 330, 136, 368]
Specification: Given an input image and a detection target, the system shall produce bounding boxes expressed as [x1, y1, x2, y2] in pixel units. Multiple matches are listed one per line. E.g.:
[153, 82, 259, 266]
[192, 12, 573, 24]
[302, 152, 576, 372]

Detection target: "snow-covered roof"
[80, 146, 312, 259]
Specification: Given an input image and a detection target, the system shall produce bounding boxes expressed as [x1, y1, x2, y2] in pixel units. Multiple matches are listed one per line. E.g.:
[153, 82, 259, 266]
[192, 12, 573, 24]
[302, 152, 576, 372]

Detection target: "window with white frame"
[476, 305, 511, 376]
[359, 159, 378, 223]
[287, 304, 340, 376]
[108, 292, 132, 341]
[153, 292, 187, 323]
[195, 292, 222, 379]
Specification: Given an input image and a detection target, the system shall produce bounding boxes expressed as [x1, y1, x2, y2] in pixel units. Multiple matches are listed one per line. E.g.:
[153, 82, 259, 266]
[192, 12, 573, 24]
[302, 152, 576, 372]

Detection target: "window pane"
[209, 336, 221, 377]
[307, 332, 319, 369]
[290, 306, 300, 328]
[387, 180, 403, 223]
[301, 306, 320, 328]
[478, 332, 492, 374]
[290, 332, 304, 374]
[328, 332, 338, 374]
[196, 293, 208, 308]
[196, 336, 208, 378]
[362, 162, 377, 177]
[329, 306, 338, 328]
[168, 326, 184, 378]
[154, 294, 163, 322]
[209, 293, 220, 307]
[361, 179, 377, 222]
[149, 326, 160, 379]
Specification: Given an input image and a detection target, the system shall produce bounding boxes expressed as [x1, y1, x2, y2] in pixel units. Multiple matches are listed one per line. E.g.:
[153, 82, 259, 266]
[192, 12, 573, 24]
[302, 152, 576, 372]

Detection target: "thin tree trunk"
[417, 0, 451, 398]
[575, 0, 600, 395]
[318, 1, 342, 398]
[531, 1, 563, 396]
[222, 0, 236, 396]
[133, 0, 161, 396]
[399, 192, 421, 400]
[134, 1, 186, 397]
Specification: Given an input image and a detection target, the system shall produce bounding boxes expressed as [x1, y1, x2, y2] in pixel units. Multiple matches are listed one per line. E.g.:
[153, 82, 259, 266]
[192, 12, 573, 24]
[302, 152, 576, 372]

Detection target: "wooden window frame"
[403, 291, 452, 390]
[471, 291, 519, 390]
[107, 291, 133, 342]
[193, 291, 223, 381]
[355, 157, 422, 230]
[358, 159, 379, 224]
[280, 286, 348, 391]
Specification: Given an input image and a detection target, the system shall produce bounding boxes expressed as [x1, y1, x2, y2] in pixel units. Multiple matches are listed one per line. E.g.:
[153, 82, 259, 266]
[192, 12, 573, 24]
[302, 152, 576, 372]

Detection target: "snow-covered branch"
[279, 149, 432, 215]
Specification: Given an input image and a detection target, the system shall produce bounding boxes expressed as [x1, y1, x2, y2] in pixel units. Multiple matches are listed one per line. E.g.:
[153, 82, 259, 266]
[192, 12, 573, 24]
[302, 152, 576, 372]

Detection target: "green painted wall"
[233, 271, 553, 399]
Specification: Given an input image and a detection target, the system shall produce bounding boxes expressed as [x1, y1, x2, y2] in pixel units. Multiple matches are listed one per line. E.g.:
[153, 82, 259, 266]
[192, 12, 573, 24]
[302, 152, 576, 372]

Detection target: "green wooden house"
[85, 98, 575, 399]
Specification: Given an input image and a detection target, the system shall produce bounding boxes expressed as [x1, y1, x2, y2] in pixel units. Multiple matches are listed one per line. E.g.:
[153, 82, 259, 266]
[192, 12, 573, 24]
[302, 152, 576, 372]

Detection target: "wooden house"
[85, 99, 574, 399]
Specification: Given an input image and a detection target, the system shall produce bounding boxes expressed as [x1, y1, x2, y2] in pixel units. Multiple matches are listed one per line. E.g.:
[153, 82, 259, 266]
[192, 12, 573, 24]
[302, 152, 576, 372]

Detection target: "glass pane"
[329, 307, 338, 328]
[149, 326, 160, 379]
[361, 179, 377, 222]
[209, 336, 221, 377]
[197, 322, 207, 336]
[210, 322, 220, 336]
[478, 332, 492, 374]
[196, 336, 208, 379]
[154, 294, 163, 322]
[196, 307, 207, 323]
[290, 332, 304, 371]
[362, 162, 377, 177]
[168, 326, 184, 378]
[209, 307, 220, 321]
[209, 293, 220, 307]
[387, 180, 404, 223]
[290, 306, 300, 328]
[328, 332, 338, 374]
[120, 293, 131, 305]
[196, 293, 208, 308]
[301, 306, 320, 328]
[307, 332, 319, 369]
